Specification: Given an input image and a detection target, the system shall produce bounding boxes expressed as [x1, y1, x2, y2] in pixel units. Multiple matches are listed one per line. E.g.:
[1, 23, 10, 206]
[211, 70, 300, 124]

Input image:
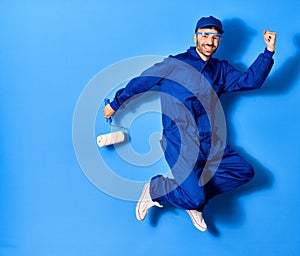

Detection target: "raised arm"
[223, 30, 277, 93]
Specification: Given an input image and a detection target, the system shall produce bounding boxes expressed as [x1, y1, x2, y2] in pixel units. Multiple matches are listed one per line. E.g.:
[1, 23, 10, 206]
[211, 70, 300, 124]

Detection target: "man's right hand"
[104, 104, 115, 119]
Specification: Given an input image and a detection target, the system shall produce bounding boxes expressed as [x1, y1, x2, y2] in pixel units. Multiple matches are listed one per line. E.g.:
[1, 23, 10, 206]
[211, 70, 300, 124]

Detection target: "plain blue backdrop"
[1, 0, 300, 255]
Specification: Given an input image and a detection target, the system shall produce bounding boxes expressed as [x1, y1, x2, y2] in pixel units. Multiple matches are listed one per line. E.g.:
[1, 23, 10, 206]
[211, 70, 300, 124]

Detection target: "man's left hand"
[264, 30, 277, 52]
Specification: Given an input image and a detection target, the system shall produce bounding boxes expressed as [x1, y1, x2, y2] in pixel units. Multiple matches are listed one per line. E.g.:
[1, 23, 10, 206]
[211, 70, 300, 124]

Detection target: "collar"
[187, 47, 217, 70]
[187, 46, 204, 60]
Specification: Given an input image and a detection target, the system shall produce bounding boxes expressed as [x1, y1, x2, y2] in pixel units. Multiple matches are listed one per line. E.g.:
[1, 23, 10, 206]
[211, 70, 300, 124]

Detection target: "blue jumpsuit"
[110, 47, 274, 211]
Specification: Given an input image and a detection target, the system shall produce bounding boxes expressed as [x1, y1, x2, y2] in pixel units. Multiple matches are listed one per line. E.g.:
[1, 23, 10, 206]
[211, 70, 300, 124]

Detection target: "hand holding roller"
[96, 98, 126, 147]
[104, 98, 113, 124]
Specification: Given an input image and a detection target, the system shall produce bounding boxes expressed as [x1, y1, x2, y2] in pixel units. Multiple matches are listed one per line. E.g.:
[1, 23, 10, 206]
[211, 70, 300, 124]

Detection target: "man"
[104, 16, 276, 231]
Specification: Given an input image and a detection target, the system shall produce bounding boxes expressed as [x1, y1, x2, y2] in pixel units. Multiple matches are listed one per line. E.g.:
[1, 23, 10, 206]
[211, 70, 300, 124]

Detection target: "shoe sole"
[186, 210, 208, 232]
[136, 183, 150, 221]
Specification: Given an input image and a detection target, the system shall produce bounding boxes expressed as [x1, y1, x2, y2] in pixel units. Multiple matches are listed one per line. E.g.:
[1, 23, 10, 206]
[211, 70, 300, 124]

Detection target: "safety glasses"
[195, 32, 222, 42]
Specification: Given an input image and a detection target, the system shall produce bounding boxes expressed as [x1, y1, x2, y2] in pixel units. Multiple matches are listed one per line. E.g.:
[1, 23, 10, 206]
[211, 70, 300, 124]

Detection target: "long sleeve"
[222, 48, 274, 93]
[110, 58, 172, 111]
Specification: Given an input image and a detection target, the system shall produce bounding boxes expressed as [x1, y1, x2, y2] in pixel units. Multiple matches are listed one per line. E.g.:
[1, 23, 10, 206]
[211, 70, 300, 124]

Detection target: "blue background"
[1, 0, 300, 255]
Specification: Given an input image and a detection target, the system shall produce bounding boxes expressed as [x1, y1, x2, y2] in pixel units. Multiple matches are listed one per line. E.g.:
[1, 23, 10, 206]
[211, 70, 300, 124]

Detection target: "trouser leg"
[150, 145, 254, 211]
[150, 149, 207, 210]
[150, 169, 206, 210]
[204, 145, 255, 203]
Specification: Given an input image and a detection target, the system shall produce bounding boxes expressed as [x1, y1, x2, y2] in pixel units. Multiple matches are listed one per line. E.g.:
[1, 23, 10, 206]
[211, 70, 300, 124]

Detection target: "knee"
[242, 163, 255, 182]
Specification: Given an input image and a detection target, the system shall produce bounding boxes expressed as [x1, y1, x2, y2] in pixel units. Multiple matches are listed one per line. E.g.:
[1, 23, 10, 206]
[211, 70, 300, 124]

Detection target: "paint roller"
[96, 98, 126, 147]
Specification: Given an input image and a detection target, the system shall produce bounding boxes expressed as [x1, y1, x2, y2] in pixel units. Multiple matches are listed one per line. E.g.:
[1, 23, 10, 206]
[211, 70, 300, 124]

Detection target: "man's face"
[194, 28, 221, 61]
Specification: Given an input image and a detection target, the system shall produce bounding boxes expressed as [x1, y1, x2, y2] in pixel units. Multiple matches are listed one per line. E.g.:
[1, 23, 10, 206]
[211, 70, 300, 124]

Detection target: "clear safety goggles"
[195, 32, 222, 42]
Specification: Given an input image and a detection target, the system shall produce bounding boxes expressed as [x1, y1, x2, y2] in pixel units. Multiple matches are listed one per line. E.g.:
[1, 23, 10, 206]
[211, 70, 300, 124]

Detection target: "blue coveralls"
[110, 47, 274, 211]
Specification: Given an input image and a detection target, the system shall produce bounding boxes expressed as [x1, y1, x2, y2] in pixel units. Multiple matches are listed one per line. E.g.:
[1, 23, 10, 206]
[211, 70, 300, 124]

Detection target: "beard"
[196, 41, 218, 59]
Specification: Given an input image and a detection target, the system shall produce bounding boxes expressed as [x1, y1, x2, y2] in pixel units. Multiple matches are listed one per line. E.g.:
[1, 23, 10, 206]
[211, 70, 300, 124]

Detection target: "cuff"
[264, 48, 275, 58]
[109, 99, 120, 111]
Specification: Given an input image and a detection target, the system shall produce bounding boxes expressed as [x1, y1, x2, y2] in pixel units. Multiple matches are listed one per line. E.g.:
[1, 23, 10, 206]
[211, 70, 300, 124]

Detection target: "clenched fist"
[263, 30, 277, 52]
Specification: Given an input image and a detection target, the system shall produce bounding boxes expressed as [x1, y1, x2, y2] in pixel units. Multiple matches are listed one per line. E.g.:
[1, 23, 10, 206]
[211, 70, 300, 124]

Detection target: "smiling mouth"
[204, 44, 215, 52]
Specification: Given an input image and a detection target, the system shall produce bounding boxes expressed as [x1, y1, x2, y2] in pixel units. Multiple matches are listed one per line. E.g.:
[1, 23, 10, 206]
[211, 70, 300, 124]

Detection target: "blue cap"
[195, 16, 223, 34]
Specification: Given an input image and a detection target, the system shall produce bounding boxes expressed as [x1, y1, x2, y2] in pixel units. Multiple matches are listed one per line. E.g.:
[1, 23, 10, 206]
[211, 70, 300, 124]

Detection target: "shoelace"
[190, 210, 204, 223]
[194, 213, 203, 223]
[140, 199, 151, 213]
[140, 200, 162, 212]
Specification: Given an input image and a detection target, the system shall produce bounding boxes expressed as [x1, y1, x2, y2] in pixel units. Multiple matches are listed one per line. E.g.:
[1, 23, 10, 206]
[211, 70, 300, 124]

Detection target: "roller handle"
[104, 98, 112, 124]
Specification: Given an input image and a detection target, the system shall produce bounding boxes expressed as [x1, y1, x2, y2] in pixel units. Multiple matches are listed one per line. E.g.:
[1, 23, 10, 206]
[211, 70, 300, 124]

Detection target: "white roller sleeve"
[96, 131, 125, 147]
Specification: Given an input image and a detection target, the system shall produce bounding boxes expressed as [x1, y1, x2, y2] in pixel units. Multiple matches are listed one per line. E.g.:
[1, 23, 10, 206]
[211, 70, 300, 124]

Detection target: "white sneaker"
[136, 183, 163, 221]
[186, 210, 208, 232]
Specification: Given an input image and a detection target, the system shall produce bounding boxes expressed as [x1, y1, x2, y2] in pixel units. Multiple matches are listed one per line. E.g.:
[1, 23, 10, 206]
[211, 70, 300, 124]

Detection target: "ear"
[194, 33, 197, 43]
